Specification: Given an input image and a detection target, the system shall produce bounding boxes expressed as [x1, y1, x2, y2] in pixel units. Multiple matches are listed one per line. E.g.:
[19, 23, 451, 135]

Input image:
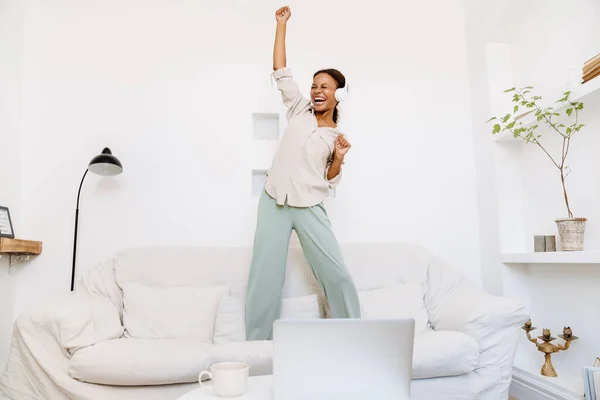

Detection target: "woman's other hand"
[334, 134, 351, 160]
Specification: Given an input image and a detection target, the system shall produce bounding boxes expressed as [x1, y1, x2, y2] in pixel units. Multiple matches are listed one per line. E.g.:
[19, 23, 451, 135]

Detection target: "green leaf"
[513, 105, 519, 113]
[493, 124, 501, 134]
[553, 113, 560, 116]
[566, 108, 573, 116]
[504, 87, 516, 93]
[532, 125, 539, 130]
[537, 115, 544, 121]
[533, 96, 542, 101]
[524, 86, 534, 89]
[507, 121, 516, 129]
[502, 113, 511, 123]
[527, 102, 535, 108]
[486, 116, 497, 123]
[576, 103, 584, 110]
[567, 127, 573, 134]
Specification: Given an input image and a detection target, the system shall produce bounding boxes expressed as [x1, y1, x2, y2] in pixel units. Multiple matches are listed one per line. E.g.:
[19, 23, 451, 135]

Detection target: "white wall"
[3, 0, 483, 362]
[485, 0, 600, 395]
[0, 0, 25, 370]
[462, 0, 515, 296]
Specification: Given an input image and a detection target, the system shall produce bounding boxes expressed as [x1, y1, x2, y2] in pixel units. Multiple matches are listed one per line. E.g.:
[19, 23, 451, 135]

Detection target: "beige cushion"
[358, 282, 429, 333]
[213, 294, 320, 344]
[68, 338, 273, 386]
[121, 283, 228, 342]
[56, 290, 124, 355]
[412, 330, 479, 379]
[213, 295, 246, 344]
[69, 338, 212, 385]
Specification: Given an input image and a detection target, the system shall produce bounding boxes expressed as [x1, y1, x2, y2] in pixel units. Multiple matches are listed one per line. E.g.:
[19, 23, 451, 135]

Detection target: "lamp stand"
[71, 169, 88, 291]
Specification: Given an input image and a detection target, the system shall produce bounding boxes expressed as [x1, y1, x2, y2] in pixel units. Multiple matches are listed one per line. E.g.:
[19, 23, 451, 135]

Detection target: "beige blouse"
[264, 67, 343, 208]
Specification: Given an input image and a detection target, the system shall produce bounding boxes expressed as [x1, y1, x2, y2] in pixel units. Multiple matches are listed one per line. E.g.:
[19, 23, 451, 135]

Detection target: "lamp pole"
[70, 148, 122, 291]
[71, 169, 89, 291]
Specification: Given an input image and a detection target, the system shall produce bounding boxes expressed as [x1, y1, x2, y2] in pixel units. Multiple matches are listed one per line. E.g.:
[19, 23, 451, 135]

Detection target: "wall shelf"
[0, 238, 42, 255]
[251, 170, 268, 197]
[252, 113, 279, 140]
[501, 250, 600, 264]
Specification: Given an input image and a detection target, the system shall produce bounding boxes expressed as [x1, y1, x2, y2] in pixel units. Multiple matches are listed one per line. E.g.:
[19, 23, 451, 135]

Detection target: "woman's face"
[310, 73, 338, 113]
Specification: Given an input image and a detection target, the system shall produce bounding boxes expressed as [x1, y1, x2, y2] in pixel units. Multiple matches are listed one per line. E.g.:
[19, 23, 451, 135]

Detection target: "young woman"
[245, 6, 361, 341]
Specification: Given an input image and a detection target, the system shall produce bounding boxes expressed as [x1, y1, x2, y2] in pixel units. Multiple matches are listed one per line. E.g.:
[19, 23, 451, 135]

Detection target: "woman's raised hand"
[275, 6, 291, 24]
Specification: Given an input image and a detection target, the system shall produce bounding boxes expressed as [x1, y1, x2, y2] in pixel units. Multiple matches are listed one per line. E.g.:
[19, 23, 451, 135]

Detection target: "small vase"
[555, 217, 587, 251]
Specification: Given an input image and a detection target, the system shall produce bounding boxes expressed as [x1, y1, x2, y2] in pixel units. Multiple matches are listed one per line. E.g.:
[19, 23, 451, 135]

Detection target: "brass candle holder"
[522, 319, 578, 377]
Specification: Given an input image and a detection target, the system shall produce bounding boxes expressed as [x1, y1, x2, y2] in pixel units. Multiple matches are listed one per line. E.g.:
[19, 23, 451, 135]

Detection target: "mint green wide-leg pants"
[245, 189, 361, 341]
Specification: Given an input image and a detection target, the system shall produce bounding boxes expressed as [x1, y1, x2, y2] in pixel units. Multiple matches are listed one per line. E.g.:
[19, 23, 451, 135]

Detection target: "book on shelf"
[582, 358, 600, 399]
[583, 68, 600, 84]
[583, 52, 600, 84]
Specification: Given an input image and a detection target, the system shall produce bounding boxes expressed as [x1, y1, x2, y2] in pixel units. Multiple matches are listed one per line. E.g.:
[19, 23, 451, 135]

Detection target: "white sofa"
[0, 242, 528, 400]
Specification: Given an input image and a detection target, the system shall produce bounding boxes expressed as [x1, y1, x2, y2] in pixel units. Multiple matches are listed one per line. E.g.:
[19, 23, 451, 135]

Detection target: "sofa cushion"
[121, 283, 228, 342]
[57, 290, 124, 355]
[280, 294, 320, 319]
[358, 282, 429, 333]
[68, 338, 212, 385]
[213, 295, 246, 344]
[68, 338, 272, 386]
[213, 294, 320, 344]
[412, 330, 479, 379]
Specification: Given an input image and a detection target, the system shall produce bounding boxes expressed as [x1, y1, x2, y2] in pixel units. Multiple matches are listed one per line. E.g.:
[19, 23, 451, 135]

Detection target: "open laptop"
[272, 318, 414, 400]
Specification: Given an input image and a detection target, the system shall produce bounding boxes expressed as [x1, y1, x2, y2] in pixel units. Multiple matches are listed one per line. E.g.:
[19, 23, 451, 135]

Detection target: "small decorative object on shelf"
[545, 235, 556, 252]
[534, 235, 557, 252]
[534, 235, 545, 252]
[0, 206, 15, 238]
[487, 87, 588, 251]
[522, 319, 578, 377]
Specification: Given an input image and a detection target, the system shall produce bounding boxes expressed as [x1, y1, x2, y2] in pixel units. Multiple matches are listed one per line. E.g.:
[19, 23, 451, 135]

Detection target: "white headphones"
[335, 84, 349, 103]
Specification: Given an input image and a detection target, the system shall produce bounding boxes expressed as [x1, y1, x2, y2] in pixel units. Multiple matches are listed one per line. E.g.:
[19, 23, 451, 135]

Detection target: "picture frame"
[0, 206, 15, 239]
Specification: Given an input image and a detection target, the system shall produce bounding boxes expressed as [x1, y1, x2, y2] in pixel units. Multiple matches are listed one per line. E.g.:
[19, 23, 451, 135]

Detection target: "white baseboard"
[510, 367, 584, 400]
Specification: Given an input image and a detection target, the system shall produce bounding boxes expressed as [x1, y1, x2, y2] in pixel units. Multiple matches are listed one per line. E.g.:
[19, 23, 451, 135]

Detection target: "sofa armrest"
[0, 310, 70, 399]
[0, 291, 123, 399]
[429, 284, 529, 368]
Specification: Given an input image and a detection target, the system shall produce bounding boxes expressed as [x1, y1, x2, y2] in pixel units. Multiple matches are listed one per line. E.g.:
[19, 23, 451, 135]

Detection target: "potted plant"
[487, 87, 587, 251]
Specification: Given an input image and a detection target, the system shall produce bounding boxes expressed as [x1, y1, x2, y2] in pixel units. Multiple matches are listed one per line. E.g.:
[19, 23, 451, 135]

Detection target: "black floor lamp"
[71, 147, 123, 291]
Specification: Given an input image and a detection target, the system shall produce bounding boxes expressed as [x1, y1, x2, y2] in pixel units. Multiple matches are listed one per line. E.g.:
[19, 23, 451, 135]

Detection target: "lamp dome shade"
[88, 147, 123, 176]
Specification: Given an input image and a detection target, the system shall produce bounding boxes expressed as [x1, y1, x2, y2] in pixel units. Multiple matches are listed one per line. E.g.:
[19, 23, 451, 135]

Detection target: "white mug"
[199, 361, 249, 397]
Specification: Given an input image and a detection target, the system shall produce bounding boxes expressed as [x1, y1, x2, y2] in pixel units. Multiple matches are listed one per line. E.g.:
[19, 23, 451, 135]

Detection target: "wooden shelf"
[0, 238, 42, 255]
[501, 250, 600, 264]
